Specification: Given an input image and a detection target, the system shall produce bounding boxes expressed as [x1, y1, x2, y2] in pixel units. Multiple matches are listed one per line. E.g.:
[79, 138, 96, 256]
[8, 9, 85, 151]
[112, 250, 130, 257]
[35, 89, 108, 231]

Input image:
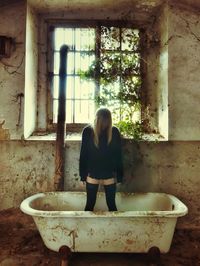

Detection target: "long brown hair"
[92, 107, 112, 147]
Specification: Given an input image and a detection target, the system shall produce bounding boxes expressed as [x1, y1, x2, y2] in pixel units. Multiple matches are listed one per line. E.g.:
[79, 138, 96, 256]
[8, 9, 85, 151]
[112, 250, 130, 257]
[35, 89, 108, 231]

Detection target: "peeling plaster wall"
[0, 2, 26, 139]
[121, 141, 200, 229]
[1, 1, 200, 231]
[0, 141, 55, 209]
[37, 14, 48, 131]
[168, 4, 200, 140]
[143, 4, 168, 137]
[31, 0, 163, 25]
[142, 22, 159, 132]
[24, 4, 39, 138]
[28, 0, 163, 13]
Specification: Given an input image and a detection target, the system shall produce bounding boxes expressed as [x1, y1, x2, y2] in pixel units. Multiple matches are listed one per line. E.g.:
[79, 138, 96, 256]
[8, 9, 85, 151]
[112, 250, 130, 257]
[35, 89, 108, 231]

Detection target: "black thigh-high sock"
[104, 183, 117, 211]
[84, 182, 99, 211]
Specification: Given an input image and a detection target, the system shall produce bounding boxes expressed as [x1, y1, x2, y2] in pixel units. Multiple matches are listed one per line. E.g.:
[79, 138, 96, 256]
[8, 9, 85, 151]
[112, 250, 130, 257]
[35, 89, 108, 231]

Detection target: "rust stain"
[68, 230, 78, 251]
[123, 246, 132, 252]
[126, 239, 134, 245]
[21, 156, 33, 162]
[88, 228, 94, 236]
[0, 206, 199, 265]
[0, 120, 10, 140]
[21, 191, 187, 254]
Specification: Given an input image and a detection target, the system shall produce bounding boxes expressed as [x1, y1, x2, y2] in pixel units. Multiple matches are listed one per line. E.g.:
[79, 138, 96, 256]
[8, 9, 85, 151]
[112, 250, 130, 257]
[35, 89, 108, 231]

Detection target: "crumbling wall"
[0, 141, 55, 210]
[168, 3, 200, 140]
[0, 1, 26, 139]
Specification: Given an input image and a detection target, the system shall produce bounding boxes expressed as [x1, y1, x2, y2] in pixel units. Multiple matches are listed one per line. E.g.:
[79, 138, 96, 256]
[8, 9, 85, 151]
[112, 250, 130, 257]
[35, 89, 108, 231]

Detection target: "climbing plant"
[79, 26, 143, 139]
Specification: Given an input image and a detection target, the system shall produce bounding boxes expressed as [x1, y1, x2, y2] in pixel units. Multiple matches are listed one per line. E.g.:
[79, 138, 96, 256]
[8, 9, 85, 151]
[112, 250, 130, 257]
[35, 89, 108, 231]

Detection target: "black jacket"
[79, 125, 123, 183]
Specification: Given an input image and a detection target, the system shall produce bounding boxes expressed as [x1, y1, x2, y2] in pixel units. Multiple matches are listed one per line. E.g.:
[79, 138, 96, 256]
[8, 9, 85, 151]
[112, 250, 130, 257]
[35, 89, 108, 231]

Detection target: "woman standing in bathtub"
[79, 107, 123, 211]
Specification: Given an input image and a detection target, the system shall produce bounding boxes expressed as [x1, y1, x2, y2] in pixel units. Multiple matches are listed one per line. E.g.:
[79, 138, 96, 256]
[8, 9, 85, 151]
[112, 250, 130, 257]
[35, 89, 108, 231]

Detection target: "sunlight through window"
[51, 25, 141, 126]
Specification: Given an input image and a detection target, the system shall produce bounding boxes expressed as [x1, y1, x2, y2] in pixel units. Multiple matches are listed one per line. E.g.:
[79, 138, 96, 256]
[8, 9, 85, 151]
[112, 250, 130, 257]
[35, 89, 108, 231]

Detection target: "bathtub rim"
[20, 192, 188, 218]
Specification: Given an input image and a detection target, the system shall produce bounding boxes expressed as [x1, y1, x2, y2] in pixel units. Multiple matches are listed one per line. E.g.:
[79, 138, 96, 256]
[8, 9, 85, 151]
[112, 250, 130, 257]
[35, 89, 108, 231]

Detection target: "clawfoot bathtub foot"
[59, 245, 71, 266]
[148, 246, 161, 263]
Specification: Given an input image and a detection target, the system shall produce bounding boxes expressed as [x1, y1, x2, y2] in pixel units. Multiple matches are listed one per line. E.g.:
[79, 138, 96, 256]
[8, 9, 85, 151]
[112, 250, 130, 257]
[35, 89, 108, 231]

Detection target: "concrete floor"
[0, 208, 199, 266]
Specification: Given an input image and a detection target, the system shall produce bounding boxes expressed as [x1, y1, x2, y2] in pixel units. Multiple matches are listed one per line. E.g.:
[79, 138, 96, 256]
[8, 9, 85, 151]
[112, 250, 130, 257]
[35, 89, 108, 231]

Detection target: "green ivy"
[78, 26, 143, 139]
[116, 120, 143, 140]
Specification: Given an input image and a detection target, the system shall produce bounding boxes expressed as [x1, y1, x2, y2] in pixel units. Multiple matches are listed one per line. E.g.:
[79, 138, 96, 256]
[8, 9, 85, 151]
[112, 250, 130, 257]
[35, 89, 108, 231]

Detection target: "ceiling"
[0, 0, 199, 13]
[27, 0, 163, 10]
[0, 0, 162, 8]
[0, 0, 199, 9]
[25, 0, 164, 20]
[0, 0, 165, 26]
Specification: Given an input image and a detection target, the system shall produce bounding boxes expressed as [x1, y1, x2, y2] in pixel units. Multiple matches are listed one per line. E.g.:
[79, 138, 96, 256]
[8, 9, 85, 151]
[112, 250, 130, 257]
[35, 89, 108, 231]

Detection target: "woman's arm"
[79, 127, 90, 181]
[113, 127, 123, 183]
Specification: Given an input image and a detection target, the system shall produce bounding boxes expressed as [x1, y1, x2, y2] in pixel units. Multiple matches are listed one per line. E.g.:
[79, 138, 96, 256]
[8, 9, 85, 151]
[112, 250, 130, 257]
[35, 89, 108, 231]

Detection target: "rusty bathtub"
[20, 192, 187, 254]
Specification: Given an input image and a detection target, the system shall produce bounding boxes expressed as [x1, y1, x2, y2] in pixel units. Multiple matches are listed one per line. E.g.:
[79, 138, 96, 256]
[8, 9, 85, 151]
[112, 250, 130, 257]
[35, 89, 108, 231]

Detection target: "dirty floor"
[0, 208, 199, 266]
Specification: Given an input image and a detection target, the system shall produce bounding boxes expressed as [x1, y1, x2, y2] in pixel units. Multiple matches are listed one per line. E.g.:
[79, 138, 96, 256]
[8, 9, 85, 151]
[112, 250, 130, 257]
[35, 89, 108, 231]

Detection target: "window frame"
[46, 20, 144, 133]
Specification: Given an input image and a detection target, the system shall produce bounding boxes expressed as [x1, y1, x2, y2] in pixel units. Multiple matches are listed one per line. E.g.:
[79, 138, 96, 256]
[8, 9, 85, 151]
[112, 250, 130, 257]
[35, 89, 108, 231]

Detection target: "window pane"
[55, 28, 74, 51]
[75, 77, 95, 99]
[101, 52, 121, 80]
[66, 76, 74, 99]
[53, 76, 59, 98]
[81, 79, 95, 99]
[66, 100, 73, 123]
[121, 53, 140, 76]
[75, 52, 95, 74]
[54, 52, 75, 75]
[100, 78, 120, 100]
[53, 76, 74, 99]
[53, 52, 59, 75]
[67, 52, 75, 74]
[74, 100, 95, 123]
[54, 28, 65, 51]
[53, 99, 58, 123]
[75, 28, 95, 51]
[54, 99, 96, 124]
[64, 28, 74, 49]
[101, 27, 120, 50]
[53, 99, 74, 123]
[121, 28, 139, 51]
[101, 52, 120, 69]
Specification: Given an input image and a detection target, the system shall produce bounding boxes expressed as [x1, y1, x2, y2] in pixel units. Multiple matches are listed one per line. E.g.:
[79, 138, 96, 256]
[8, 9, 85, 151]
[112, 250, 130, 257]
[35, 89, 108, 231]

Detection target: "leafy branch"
[79, 26, 145, 139]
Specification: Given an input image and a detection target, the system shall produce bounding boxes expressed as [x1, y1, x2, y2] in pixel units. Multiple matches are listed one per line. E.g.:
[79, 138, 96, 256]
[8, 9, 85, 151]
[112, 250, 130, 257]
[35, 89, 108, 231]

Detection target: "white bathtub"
[20, 192, 187, 254]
